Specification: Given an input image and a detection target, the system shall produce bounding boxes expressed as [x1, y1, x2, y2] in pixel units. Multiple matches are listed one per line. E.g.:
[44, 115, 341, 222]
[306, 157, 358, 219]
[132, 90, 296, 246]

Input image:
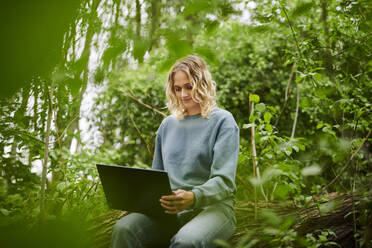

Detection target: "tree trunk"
[321, 0, 334, 82]
[149, 0, 160, 50]
[136, 0, 141, 37]
[86, 193, 370, 248]
[39, 81, 54, 223]
[51, 0, 100, 185]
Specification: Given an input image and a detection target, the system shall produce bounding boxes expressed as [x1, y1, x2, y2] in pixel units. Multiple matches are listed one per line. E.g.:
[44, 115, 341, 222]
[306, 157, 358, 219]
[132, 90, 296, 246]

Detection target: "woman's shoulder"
[158, 114, 176, 129]
[210, 108, 238, 128]
[210, 107, 234, 120]
[211, 107, 232, 117]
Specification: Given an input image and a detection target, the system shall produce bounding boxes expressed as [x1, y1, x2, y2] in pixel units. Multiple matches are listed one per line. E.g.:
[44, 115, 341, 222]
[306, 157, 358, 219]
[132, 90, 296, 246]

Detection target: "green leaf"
[274, 184, 291, 199]
[314, 72, 322, 81]
[249, 94, 260, 103]
[249, 177, 263, 186]
[319, 200, 341, 215]
[284, 149, 292, 156]
[250, 24, 271, 33]
[291, 2, 314, 17]
[264, 112, 272, 123]
[263, 227, 280, 235]
[68, 77, 83, 96]
[296, 74, 305, 83]
[299, 144, 305, 151]
[319, 235, 328, 242]
[194, 47, 218, 65]
[292, 145, 299, 152]
[166, 39, 192, 57]
[0, 208, 10, 216]
[205, 20, 219, 35]
[265, 123, 273, 132]
[57, 182, 67, 192]
[133, 39, 149, 62]
[212, 239, 231, 248]
[261, 209, 282, 226]
[249, 114, 256, 123]
[301, 165, 322, 176]
[243, 123, 255, 129]
[255, 103, 266, 112]
[183, 0, 212, 15]
[158, 57, 177, 72]
[280, 9, 286, 18]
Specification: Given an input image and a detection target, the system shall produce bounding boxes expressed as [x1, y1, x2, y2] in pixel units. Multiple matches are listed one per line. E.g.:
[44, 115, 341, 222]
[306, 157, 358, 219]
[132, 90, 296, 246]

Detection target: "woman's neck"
[185, 105, 201, 116]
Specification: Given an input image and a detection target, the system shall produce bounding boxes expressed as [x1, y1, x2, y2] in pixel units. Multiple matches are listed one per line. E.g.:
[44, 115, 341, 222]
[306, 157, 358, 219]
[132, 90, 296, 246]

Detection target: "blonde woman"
[111, 55, 239, 248]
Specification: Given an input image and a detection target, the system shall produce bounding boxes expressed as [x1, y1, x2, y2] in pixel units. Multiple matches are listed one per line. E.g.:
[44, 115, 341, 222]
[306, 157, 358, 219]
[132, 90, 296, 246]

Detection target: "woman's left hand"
[160, 189, 195, 214]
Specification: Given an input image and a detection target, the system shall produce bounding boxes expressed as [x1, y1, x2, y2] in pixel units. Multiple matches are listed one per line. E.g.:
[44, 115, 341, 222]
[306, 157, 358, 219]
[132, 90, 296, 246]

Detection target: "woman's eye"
[186, 85, 193, 90]
[175, 87, 181, 92]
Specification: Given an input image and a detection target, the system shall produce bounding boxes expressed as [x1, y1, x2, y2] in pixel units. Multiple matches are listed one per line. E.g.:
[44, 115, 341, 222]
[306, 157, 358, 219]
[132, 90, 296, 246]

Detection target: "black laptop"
[96, 164, 179, 228]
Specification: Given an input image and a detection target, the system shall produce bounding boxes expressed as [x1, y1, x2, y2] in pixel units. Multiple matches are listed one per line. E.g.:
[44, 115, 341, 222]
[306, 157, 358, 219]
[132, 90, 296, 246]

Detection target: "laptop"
[96, 164, 179, 229]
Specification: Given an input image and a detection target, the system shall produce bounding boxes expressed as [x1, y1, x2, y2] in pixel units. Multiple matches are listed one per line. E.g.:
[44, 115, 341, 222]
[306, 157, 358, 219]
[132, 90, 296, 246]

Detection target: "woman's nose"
[181, 89, 188, 97]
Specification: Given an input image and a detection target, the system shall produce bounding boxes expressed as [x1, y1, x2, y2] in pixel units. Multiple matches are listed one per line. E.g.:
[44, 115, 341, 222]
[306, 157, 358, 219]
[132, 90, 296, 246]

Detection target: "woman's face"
[173, 70, 200, 114]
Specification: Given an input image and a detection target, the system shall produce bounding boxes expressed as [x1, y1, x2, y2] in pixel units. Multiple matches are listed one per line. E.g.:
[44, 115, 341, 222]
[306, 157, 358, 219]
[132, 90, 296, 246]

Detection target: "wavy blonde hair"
[166, 55, 217, 119]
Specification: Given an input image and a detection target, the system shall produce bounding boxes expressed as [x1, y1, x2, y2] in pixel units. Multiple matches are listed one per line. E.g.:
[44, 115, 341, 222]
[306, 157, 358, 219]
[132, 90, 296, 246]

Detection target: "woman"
[111, 55, 239, 248]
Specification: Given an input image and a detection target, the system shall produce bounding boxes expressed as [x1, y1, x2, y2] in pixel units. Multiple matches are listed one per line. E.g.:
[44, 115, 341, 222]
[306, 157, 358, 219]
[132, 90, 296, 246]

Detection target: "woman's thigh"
[170, 205, 236, 248]
[111, 212, 165, 248]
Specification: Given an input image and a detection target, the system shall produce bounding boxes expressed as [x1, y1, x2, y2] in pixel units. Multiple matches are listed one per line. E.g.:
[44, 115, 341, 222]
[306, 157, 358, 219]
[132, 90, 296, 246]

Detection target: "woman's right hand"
[160, 189, 195, 214]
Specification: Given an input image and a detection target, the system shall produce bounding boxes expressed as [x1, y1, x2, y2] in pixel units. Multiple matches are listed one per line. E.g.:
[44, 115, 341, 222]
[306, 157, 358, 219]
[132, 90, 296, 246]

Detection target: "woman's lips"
[182, 98, 192, 102]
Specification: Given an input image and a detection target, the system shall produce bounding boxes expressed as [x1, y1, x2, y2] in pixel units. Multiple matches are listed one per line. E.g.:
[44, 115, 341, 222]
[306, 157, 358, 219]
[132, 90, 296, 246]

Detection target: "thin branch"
[271, 182, 278, 201]
[250, 102, 258, 219]
[351, 110, 369, 140]
[39, 81, 55, 223]
[128, 109, 153, 157]
[323, 129, 372, 190]
[7, 128, 44, 144]
[256, 167, 268, 202]
[291, 82, 300, 139]
[285, 63, 297, 101]
[81, 181, 99, 202]
[51, 98, 67, 182]
[280, 5, 302, 60]
[236, 174, 253, 194]
[280, 5, 319, 86]
[275, 63, 297, 126]
[113, 86, 167, 117]
[55, 114, 80, 143]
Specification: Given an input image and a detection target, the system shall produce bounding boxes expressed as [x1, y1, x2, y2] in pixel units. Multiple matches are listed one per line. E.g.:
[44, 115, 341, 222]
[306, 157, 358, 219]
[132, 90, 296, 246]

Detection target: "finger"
[160, 200, 176, 208]
[160, 201, 185, 209]
[160, 202, 172, 210]
[159, 198, 185, 206]
[160, 202, 179, 211]
[161, 194, 183, 201]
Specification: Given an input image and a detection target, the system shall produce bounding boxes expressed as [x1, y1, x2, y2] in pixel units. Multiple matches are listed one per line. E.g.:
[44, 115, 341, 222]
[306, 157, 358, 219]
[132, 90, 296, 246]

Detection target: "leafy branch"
[112, 86, 167, 117]
[323, 129, 372, 190]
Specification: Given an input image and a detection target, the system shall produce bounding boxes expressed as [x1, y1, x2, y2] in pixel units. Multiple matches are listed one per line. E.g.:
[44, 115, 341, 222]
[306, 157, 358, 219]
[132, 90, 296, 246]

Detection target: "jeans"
[110, 203, 236, 248]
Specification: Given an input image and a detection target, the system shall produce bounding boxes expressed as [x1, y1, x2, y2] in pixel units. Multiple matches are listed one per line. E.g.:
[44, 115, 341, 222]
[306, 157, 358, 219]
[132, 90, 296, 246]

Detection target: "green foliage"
[239, 99, 308, 202]
[1, 0, 372, 247]
[304, 229, 341, 248]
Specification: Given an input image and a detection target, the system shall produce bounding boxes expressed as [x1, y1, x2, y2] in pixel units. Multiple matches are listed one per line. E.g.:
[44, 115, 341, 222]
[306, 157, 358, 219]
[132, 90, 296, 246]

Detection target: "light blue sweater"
[152, 107, 239, 211]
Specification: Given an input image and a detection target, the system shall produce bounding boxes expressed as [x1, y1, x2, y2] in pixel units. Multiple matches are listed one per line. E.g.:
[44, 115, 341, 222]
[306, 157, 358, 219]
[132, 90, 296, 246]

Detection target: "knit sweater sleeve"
[191, 124, 239, 209]
[152, 121, 164, 171]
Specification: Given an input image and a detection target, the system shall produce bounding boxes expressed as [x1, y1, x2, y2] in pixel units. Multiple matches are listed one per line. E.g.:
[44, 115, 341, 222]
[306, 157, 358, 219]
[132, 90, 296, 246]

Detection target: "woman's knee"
[170, 231, 205, 248]
[113, 213, 151, 237]
[112, 217, 133, 239]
